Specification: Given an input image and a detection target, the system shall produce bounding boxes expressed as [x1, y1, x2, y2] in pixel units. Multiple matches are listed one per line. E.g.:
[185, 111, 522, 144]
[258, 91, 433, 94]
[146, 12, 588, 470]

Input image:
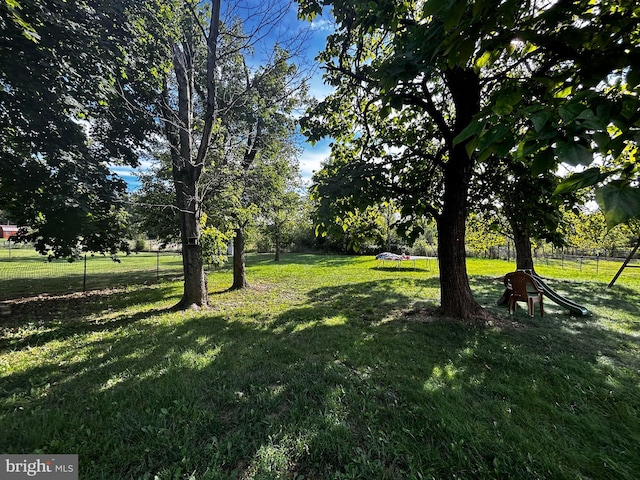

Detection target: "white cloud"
[299, 142, 331, 181]
[310, 18, 334, 32]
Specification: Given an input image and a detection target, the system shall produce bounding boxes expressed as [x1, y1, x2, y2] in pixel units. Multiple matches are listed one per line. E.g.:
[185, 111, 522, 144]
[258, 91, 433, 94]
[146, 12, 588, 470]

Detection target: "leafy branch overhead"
[449, 0, 640, 227]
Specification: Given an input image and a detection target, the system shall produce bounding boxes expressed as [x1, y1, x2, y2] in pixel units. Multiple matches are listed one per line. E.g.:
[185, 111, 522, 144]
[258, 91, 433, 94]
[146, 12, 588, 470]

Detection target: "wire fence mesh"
[0, 249, 185, 301]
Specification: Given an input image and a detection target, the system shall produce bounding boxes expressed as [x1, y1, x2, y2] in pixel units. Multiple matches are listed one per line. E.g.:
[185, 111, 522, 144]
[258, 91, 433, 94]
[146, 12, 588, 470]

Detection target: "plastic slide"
[530, 273, 589, 316]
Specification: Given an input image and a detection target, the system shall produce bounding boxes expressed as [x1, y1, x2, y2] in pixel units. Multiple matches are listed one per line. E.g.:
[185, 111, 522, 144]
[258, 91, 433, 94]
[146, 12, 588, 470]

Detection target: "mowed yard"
[0, 253, 639, 479]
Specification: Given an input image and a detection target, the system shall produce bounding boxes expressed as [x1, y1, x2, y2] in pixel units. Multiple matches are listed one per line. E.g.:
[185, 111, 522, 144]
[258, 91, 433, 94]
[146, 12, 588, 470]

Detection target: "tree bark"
[509, 217, 535, 272]
[437, 164, 484, 318]
[170, 37, 208, 309]
[232, 227, 248, 289]
[436, 67, 484, 319]
[176, 177, 208, 308]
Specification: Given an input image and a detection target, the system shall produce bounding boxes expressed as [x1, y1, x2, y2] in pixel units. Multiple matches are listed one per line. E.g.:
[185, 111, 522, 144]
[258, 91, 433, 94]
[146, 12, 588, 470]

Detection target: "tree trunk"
[169, 41, 208, 309]
[274, 224, 281, 262]
[436, 170, 483, 319]
[176, 178, 208, 309]
[232, 227, 248, 289]
[509, 217, 535, 272]
[436, 67, 484, 319]
[162, 0, 220, 310]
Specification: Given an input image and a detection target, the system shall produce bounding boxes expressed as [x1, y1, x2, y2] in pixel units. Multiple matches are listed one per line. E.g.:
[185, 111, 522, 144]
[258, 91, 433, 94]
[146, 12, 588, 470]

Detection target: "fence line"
[1, 246, 637, 302]
[0, 251, 186, 301]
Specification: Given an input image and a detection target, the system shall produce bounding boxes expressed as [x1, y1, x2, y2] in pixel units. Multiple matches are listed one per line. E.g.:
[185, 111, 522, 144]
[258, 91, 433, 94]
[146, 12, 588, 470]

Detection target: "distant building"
[0, 225, 19, 240]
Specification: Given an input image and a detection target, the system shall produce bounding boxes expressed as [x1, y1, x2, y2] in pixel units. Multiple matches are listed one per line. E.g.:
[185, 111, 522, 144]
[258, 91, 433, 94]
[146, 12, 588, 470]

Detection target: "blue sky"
[114, 0, 334, 191]
[271, 1, 335, 184]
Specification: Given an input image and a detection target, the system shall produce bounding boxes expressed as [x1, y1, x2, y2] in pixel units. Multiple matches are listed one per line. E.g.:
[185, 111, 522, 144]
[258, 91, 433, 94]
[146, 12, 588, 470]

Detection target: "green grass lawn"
[1, 253, 639, 479]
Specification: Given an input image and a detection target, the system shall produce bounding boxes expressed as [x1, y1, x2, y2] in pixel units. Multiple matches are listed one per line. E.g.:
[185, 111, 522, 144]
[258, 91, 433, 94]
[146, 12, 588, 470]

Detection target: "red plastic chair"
[503, 271, 544, 317]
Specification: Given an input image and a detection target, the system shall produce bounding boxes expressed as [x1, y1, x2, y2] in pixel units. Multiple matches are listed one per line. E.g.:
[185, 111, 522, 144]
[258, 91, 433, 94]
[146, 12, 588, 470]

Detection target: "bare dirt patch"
[0, 288, 129, 325]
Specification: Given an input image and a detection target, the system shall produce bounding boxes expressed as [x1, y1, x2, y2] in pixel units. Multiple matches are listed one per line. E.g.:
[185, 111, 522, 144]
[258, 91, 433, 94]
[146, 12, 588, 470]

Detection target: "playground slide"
[531, 274, 589, 316]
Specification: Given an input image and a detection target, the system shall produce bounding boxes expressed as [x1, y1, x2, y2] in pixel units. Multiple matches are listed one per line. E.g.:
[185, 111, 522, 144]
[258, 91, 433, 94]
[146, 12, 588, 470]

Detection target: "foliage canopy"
[0, 0, 159, 256]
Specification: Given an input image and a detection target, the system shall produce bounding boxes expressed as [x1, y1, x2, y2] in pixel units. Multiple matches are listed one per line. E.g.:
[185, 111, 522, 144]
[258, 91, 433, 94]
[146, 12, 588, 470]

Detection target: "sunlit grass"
[0, 253, 639, 479]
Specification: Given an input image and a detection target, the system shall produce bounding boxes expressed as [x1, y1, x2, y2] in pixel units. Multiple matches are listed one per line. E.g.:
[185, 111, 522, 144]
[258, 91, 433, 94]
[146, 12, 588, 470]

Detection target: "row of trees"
[298, 0, 640, 318]
[308, 200, 638, 259]
[2, 1, 639, 318]
[1, 0, 308, 308]
[466, 211, 639, 259]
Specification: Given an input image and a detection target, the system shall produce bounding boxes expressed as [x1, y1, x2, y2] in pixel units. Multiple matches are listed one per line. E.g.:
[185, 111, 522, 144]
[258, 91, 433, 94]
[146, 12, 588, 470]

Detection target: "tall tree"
[561, 209, 636, 258]
[0, 0, 158, 256]
[300, 0, 640, 318]
[264, 188, 301, 262]
[472, 155, 577, 271]
[299, 1, 488, 318]
[216, 48, 305, 288]
[155, 0, 221, 308]
[122, 0, 309, 306]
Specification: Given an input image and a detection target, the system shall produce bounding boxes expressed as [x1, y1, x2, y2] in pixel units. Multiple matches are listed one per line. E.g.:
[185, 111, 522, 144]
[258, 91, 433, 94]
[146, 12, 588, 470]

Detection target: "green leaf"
[558, 103, 585, 122]
[478, 145, 496, 162]
[554, 168, 605, 195]
[452, 118, 486, 146]
[379, 105, 391, 119]
[554, 85, 573, 99]
[475, 50, 492, 69]
[492, 90, 521, 115]
[596, 183, 640, 229]
[627, 66, 640, 88]
[492, 101, 512, 116]
[576, 109, 604, 130]
[531, 148, 555, 176]
[465, 135, 479, 157]
[592, 132, 610, 151]
[621, 97, 640, 120]
[422, 0, 450, 16]
[444, 1, 466, 32]
[389, 96, 404, 110]
[472, 0, 485, 18]
[456, 38, 475, 66]
[609, 136, 627, 159]
[530, 110, 553, 132]
[477, 124, 509, 151]
[555, 142, 593, 166]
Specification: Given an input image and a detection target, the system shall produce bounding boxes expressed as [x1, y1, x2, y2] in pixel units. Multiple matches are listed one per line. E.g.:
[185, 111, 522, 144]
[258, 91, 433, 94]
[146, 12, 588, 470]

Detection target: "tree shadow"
[471, 274, 640, 321]
[0, 276, 638, 479]
[371, 266, 433, 273]
[0, 285, 179, 351]
[248, 253, 370, 268]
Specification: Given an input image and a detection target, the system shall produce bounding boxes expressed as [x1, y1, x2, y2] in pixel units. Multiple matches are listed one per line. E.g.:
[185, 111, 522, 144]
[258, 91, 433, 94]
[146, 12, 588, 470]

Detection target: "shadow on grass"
[0, 270, 184, 302]
[0, 285, 180, 352]
[472, 274, 640, 320]
[370, 266, 434, 273]
[0, 276, 638, 479]
[248, 253, 369, 268]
